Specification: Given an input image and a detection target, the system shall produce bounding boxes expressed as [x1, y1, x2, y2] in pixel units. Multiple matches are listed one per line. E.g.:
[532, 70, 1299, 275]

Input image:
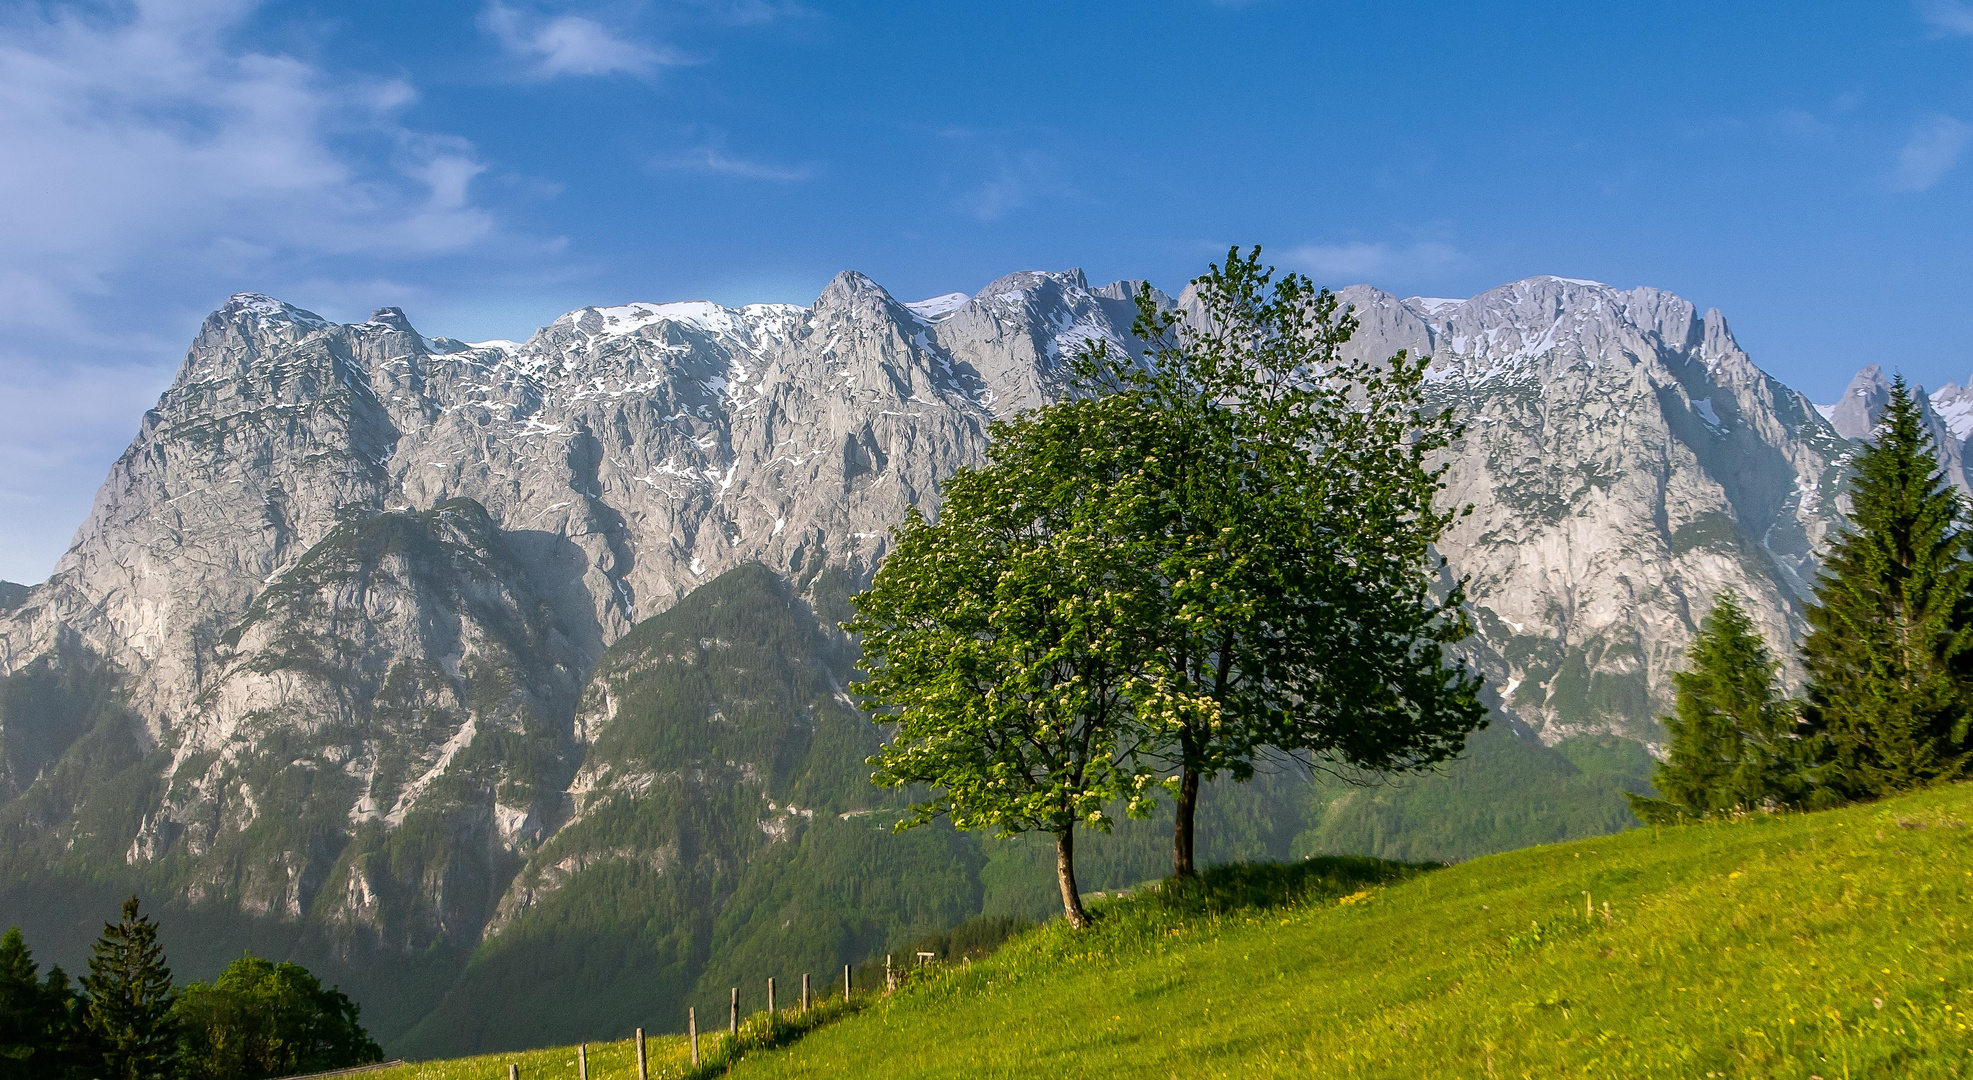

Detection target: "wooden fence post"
[508, 1066, 518, 1080]
[730, 986, 738, 1036]
[802, 972, 810, 1013]
[578, 1043, 588, 1080]
[886, 953, 894, 993]
[844, 963, 851, 999]
[768, 976, 776, 1015]
[689, 1008, 699, 1067]
[636, 1027, 648, 1080]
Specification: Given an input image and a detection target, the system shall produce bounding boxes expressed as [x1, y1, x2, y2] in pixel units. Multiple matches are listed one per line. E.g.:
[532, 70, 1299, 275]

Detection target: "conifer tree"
[0, 927, 83, 1080]
[1801, 376, 1973, 798]
[82, 898, 177, 1080]
[1628, 593, 1815, 823]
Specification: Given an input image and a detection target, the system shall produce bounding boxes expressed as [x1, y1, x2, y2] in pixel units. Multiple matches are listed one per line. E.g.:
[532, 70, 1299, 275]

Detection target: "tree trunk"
[1173, 763, 1200, 879]
[1055, 828, 1091, 929]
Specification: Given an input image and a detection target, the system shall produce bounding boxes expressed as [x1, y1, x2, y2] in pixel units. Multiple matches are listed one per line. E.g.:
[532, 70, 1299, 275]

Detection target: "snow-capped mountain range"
[0, 265, 1917, 1048]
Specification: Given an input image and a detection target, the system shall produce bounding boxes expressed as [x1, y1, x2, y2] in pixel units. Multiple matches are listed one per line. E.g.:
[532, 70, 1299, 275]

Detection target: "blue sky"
[4, 0, 1973, 580]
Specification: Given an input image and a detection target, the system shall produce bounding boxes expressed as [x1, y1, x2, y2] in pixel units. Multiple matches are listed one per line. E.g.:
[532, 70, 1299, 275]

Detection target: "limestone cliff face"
[0, 268, 1135, 957]
[1338, 277, 1850, 745]
[0, 268, 1860, 968]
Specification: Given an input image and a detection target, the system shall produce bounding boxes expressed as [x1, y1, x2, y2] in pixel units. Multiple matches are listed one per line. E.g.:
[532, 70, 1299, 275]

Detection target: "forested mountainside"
[0, 266, 1895, 1052]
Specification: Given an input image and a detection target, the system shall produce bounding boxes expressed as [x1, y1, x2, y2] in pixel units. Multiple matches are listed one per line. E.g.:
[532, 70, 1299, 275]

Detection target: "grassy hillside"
[0, 565, 1659, 1057]
[714, 781, 1973, 1079]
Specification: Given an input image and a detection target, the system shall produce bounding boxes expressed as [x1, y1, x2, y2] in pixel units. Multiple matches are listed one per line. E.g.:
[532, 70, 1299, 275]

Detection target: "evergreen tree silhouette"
[82, 898, 176, 1080]
[1802, 376, 1973, 797]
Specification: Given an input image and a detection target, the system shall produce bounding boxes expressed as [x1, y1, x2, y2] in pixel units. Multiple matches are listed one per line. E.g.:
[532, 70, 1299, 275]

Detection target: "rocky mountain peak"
[1815, 363, 1973, 501]
[813, 269, 904, 323]
[366, 307, 420, 335]
[1825, 364, 1891, 441]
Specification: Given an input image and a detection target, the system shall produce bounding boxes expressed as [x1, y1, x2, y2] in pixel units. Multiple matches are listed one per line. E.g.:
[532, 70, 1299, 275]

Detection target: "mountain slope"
[1341, 277, 1847, 745]
[393, 563, 985, 1056]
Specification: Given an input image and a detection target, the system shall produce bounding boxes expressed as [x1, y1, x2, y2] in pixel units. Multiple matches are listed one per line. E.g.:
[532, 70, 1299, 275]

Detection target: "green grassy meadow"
[378, 781, 1973, 1078]
[729, 782, 1973, 1078]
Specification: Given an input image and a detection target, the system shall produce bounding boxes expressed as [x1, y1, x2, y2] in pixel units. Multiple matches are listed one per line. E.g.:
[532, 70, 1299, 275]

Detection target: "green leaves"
[1070, 247, 1487, 872]
[851, 396, 1166, 843]
[851, 245, 1488, 908]
[174, 955, 382, 1080]
[1629, 594, 1817, 823]
[1802, 376, 1973, 797]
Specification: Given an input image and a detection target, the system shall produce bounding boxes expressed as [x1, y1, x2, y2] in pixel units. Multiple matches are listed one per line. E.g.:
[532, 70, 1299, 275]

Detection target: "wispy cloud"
[1892, 114, 1971, 191]
[649, 146, 815, 182]
[1277, 241, 1464, 283]
[1920, 0, 1973, 35]
[481, 2, 686, 78]
[0, 0, 511, 581]
[952, 149, 1066, 222]
[0, 0, 501, 325]
[678, 0, 815, 24]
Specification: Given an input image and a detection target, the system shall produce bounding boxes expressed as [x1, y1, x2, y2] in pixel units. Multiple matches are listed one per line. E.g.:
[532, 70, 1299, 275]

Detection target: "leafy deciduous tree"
[175, 955, 383, 1080]
[851, 396, 1166, 929]
[1074, 248, 1487, 876]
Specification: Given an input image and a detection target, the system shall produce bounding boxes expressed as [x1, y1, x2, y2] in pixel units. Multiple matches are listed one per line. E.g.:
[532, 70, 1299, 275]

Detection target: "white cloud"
[1277, 241, 1464, 282]
[0, 0, 496, 312]
[650, 147, 814, 182]
[1920, 0, 1973, 35]
[1892, 114, 1971, 191]
[0, 0, 508, 581]
[481, 3, 684, 78]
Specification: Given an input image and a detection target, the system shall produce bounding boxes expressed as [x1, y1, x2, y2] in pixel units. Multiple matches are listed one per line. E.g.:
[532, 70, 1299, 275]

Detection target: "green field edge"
[368, 993, 867, 1080]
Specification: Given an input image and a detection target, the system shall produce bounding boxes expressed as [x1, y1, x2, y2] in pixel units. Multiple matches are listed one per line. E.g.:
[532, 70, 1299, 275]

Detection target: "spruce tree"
[82, 898, 176, 1080]
[0, 927, 83, 1080]
[1628, 593, 1814, 823]
[1801, 376, 1973, 798]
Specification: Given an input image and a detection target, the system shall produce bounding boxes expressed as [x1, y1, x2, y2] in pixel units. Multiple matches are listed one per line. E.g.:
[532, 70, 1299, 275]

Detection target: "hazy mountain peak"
[1825, 363, 1891, 440]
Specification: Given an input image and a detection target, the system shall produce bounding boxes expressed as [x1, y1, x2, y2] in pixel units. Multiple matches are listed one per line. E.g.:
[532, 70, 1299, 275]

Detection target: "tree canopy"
[852, 247, 1488, 919]
[0, 900, 382, 1080]
[1071, 247, 1487, 876]
[175, 956, 382, 1080]
[851, 394, 1169, 928]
